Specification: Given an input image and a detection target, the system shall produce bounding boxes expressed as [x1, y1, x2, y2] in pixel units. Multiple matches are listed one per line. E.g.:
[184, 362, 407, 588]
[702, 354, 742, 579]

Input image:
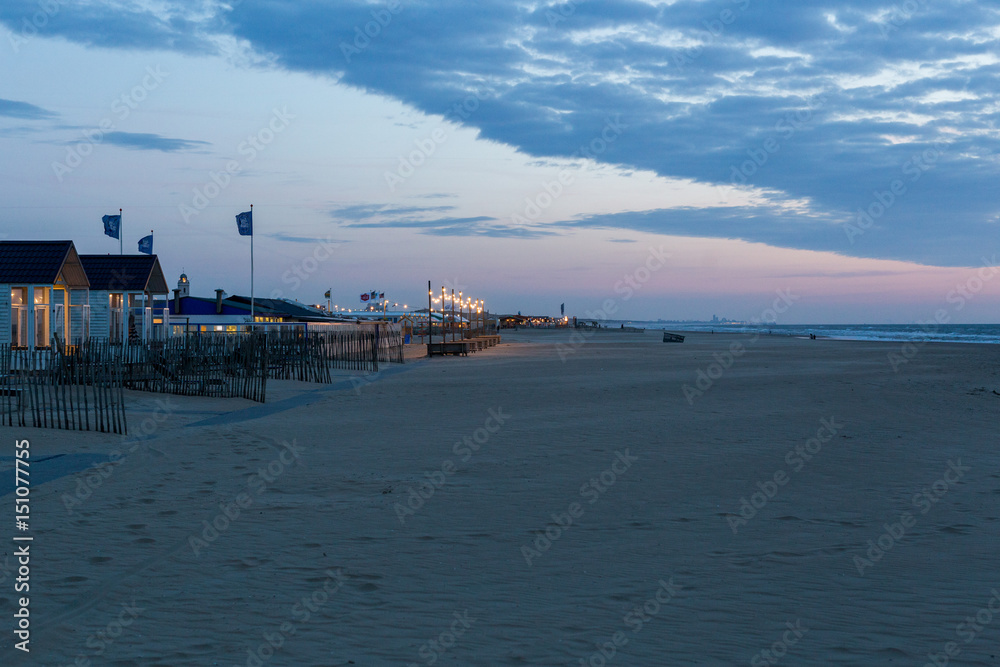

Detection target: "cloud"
[332, 202, 557, 238]
[4, 0, 999, 264]
[102, 132, 210, 152]
[268, 233, 346, 244]
[0, 98, 57, 120]
[330, 203, 455, 221]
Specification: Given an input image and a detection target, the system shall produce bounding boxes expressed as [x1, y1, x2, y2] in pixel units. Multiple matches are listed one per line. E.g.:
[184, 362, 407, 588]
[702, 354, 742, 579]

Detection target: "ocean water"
[616, 322, 1000, 344]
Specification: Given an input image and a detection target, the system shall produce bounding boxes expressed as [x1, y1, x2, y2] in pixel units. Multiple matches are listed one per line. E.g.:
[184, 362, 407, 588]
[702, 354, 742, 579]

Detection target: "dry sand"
[2, 329, 1000, 665]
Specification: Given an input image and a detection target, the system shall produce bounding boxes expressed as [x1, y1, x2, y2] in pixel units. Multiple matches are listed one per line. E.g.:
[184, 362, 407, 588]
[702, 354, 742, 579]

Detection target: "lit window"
[10, 287, 27, 347]
[33, 287, 50, 348]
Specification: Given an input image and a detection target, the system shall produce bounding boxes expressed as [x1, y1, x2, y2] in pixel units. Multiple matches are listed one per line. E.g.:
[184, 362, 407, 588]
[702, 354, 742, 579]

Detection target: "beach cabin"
[79, 254, 170, 342]
[0, 241, 91, 348]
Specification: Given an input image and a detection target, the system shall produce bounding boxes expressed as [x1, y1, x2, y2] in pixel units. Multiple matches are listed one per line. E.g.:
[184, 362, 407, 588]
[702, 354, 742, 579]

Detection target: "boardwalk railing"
[0, 343, 127, 434]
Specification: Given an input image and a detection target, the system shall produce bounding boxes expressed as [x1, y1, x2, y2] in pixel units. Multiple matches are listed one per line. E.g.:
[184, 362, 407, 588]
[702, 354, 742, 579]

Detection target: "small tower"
[177, 272, 190, 297]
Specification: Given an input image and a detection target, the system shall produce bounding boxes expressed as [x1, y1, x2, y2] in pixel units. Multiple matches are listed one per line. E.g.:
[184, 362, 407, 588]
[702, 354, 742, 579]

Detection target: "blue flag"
[103, 214, 121, 239]
[236, 210, 253, 236]
[138, 234, 153, 255]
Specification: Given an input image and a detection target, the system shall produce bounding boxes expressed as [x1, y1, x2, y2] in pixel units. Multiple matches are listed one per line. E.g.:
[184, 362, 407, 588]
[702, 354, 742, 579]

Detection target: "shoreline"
[492, 327, 1000, 348]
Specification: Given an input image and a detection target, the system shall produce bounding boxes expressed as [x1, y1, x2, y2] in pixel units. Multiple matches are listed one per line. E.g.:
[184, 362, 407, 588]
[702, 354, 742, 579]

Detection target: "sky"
[1, 0, 998, 323]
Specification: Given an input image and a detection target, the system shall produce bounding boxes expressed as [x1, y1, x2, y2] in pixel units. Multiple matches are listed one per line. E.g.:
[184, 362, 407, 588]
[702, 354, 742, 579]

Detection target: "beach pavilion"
[0, 240, 91, 349]
[79, 254, 170, 342]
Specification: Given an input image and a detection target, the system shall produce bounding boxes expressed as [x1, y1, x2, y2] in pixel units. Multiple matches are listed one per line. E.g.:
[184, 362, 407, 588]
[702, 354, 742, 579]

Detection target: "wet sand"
[3, 329, 1000, 665]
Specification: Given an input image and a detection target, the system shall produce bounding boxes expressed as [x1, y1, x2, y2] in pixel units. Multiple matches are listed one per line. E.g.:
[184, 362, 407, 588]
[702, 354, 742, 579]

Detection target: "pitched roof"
[0, 241, 90, 287]
[79, 254, 169, 293]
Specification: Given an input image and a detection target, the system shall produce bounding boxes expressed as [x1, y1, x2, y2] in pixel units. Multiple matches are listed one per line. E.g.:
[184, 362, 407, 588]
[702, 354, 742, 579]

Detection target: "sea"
[608, 322, 1000, 345]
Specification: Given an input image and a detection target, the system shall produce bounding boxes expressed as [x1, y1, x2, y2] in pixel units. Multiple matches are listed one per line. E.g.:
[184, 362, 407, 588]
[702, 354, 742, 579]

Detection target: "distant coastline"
[604, 321, 1000, 345]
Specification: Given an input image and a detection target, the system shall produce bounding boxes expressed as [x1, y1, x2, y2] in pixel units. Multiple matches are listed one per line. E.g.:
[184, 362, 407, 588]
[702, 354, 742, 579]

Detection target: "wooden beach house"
[79, 254, 170, 342]
[0, 240, 91, 348]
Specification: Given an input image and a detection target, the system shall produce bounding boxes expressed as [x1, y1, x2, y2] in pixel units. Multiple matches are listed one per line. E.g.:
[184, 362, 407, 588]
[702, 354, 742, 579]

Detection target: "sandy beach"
[3, 329, 1000, 665]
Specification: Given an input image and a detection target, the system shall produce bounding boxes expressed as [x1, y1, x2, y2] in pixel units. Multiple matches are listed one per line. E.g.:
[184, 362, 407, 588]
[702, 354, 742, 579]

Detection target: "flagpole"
[119, 208, 123, 255]
[250, 204, 255, 325]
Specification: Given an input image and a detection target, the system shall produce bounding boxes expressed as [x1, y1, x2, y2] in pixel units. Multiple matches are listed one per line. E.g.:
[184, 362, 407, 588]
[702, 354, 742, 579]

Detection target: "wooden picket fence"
[0, 343, 127, 434]
[0, 326, 404, 432]
[121, 335, 268, 402]
[265, 325, 404, 383]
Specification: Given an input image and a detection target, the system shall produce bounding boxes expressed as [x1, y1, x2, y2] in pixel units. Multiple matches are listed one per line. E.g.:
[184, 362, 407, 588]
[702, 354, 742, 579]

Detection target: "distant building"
[168, 273, 262, 334]
[0, 241, 90, 348]
[167, 274, 344, 334]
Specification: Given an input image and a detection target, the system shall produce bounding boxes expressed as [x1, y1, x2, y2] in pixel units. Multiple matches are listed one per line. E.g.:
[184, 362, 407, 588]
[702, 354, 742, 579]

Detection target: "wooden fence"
[0, 343, 127, 434]
[121, 335, 268, 402]
[264, 325, 404, 383]
[0, 326, 404, 432]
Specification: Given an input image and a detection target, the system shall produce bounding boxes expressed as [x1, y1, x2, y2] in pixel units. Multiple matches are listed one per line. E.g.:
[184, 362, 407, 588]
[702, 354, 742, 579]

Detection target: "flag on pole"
[236, 210, 253, 236]
[561, 303, 565, 315]
[370, 290, 378, 300]
[137, 233, 153, 255]
[360, 293, 370, 303]
[324, 289, 331, 299]
[102, 214, 121, 239]
[379, 292, 384, 299]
